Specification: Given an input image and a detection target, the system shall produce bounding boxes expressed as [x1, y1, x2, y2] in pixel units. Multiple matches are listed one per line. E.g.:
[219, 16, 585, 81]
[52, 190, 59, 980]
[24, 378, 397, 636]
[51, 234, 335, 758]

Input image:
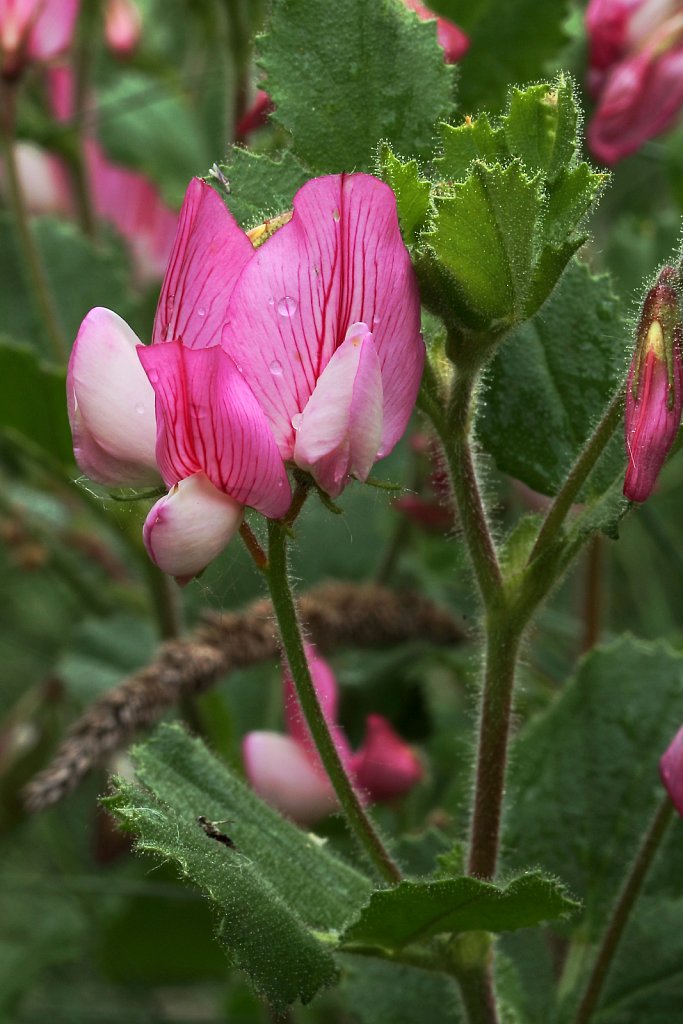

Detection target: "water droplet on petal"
[236, 365, 243, 373]
[269, 360, 283, 376]
[197, 307, 206, 318]
[135, 403, 145, 415]
[332, 209, 340, 222]
[147, 370, 159, 384]
[373, 314, 381, 325]
[291, 413, 303, 431]
[277, 296, 298, 317]
[268, 296, 275, 306]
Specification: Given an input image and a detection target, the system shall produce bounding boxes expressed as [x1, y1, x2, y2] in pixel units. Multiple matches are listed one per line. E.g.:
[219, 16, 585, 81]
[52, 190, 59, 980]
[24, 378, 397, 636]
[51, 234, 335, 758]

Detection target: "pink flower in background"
[624, 266, 683, 502]
[243, 646, 423, 824]
[403, 0, 469, 63]
[660, 723, 683, 816]
[586, 0, 683, 162]
[220, 173, 424, 498]
[104, 0, 141, 57]
[68, 179, 290, 583]
[0, 140, 72, 216]
[0, 0, 79, 78]
[235, 89, 274, 142]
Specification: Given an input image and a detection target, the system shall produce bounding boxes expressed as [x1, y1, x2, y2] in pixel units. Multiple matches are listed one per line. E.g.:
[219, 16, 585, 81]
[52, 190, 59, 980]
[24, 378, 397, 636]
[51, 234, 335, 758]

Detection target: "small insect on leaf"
[197, 815, 237, 850]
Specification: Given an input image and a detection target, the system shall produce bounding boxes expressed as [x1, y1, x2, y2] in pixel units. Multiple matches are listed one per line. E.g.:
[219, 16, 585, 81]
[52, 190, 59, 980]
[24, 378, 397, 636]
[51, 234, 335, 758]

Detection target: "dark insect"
[197, 815, 237, 849]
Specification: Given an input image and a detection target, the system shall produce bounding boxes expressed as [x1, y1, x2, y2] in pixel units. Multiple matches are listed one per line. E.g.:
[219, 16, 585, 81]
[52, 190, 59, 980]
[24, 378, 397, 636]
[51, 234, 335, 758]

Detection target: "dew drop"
[332, 209, 340, 222]
[269, 360, 283, 376]
[373, 314, 381, 325]
[291, 413, 303, 431]
[197, 307, 206, 318]
[135, 403, 145, 416]
[277, 296, 298, 317]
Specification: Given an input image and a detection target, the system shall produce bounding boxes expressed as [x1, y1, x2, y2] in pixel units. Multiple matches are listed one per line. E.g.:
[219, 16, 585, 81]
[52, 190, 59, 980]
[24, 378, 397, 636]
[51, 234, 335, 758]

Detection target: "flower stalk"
[265, 518, 403, 885]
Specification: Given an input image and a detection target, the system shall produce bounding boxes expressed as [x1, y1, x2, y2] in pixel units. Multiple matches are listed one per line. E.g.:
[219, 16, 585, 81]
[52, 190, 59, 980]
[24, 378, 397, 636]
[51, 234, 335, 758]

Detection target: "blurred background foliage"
[2, 0, 683, 1021]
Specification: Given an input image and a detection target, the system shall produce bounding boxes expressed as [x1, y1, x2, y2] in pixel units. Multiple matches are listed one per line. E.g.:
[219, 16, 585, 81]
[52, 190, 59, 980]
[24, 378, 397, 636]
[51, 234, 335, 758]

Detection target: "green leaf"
[456, 0, 568, 114]
[0, 339, 72, 464]
[342, 872, 578, 950]
[504, 637, 683, 940]
[338, 954, 464, 1024]
[379, 148, 432, 246]
[429, 161, 543, 329]
[259, 0, 455, 174]
[213, 148, 310, 229]
[430, 79, 605, 331]
[477, 259, 627, 497]
[108, 778, 336, 1008]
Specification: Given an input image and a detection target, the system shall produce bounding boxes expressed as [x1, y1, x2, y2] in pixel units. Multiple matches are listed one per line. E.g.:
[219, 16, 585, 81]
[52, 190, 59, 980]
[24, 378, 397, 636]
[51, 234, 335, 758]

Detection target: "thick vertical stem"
[573, 796, 674, 1024]
[0, 81, 68, 361]
[467, 623, 522, 880]
[266, 520, 402, 884]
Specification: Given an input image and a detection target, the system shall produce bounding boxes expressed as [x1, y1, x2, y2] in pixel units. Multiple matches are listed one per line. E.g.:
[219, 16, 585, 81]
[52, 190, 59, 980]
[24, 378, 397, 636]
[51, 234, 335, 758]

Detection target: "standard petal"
[221, 173, 423, 459]
[661, 723, 683, 817]
[243, 731, 338, 825]
[142, 472, 243, 584]
[351, 714, 423, 802]
[152, 178, 254, 349]
[67, 307, 159, 485]
[138, 341, 291, 517]
[293, 324, 383, 497]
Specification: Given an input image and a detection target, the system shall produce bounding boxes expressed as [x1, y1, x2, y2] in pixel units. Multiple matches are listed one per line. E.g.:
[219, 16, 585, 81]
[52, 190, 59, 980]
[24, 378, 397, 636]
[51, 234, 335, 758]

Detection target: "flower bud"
[660, 723, 683, 817]
[624, 266, 683, 503]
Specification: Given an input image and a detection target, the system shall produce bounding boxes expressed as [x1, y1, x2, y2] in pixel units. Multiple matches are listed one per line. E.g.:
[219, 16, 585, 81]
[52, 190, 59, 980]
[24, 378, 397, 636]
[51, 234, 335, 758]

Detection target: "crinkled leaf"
[259, 0, 455, 174]
[379, 147, 431, 246]
[342, 872, 578, 950]
[503, 80, 578, 179]
[107, 778, 336, 1008]
[214, 149, 311, 229]
[477, 259, 627, 497]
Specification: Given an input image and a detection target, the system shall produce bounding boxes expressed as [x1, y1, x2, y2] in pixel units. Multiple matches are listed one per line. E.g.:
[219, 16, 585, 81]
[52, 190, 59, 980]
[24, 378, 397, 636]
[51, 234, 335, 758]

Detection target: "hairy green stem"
[573, 795, 674, 1024]
[265, 519, 402, 884]
[467, 622, 523, 880]
[529, 389, 624, 564]
[0, 81, 68, 361]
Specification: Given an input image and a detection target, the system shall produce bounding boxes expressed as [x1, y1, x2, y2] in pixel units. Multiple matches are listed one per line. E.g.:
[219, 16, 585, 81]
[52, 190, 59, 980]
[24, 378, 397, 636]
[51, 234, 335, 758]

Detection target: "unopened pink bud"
[104, 0, 141, 57]
[352, 714, 423, 802]
[624, 266, 683, 502]
[660, 723, 683, 817]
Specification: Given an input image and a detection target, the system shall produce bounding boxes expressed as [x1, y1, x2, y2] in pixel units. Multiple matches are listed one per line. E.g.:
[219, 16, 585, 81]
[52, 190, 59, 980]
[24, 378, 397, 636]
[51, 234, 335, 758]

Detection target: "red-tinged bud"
[660, 723, 683, 817]
[624, 266, 683, 502]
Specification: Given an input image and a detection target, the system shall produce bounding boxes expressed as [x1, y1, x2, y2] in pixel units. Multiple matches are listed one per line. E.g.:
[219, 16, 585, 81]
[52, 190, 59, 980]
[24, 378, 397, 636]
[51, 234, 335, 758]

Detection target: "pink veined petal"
[221, 173, 423, 460]
[28, 0, 79, 60]
[293, 323, 383, 498]
[143, 472, 243, 585]
[138, 340, 291, 518]
[624, 341, 683, 501]
[152, 178, 254, 349]
[351, 714, 423, 803]
[661, 723, 683, 818]
[67, 307, 159, 486]
[243, 731, 339, 825]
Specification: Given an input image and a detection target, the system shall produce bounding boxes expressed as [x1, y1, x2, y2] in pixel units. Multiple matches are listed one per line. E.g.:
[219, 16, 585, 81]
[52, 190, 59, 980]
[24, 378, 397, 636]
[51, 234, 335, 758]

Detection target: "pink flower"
[660, 723, 683, 816]
[403, 0, 469, 63]
[235, 89, 274, 142]
[586, 0, 683, 162]
[220, 173, 424, 498]
[1, 140, 72, 216]
[68, 179, 290, 582]
[243, 646, 423, 824]
[624, 266, 683, 503]
[104, 0, 141, 57]
[0, 0, 79, 78]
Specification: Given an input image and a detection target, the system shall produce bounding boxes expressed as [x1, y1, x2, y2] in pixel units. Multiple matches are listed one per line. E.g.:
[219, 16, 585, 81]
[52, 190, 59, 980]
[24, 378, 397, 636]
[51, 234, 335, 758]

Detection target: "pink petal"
[28, 0, 79, 61]
[403, 0, 470, 63]
[153, 178, 254, 349]
[143, 472, 243, 584]
[588, 36, 683, 163]
[243, 731, 338, 825]
[8, 142, 72, 217]
[104, 0, 141, 56]
[661, 723, 683, 817]
[293, 323, 383, 497]
[221, 173, 423, 460]
[352, 714, 423, 802]
[138, 340, 291, 517]
[67, 307, 159, 486]
[235, 89, 275, 141]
